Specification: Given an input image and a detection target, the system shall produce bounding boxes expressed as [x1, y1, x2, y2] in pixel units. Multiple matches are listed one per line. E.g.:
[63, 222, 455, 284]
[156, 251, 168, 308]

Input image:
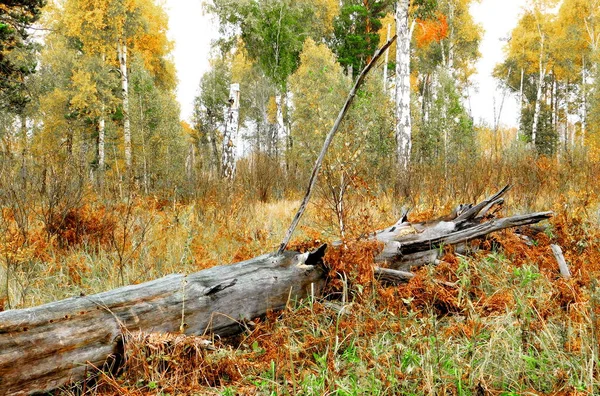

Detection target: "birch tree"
[60, 0, 175, 172]
[221, 83, 241, 179]
[554, 0, 600, 145]
[39, 0, 176, 178]
[192, 57, 231, 175]
[395, 0, 412, 168]
[495, 4, 557, 152]
[208, 0, 339, 160]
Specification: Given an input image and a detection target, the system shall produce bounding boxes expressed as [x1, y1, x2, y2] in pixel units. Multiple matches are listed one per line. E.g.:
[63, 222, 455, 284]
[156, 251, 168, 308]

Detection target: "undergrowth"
[2, 150, 600, 394]
[65, 203, 600, 394]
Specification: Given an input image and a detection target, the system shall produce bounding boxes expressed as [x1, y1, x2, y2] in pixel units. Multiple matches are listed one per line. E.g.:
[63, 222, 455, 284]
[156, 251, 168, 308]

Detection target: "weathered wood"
[377, 244, 473, 272]
[374, 266, 415, 284]
[370, 187, 551, 270]
[0, 250, 327, 396]
[551, 244, 571, 279]
[455, 185, 511, 223]
[377, 211, 553, 269]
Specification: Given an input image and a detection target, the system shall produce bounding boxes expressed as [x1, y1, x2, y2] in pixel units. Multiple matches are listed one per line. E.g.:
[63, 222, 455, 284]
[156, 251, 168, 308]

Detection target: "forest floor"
[2, 154, 600, 395]
[92, 204, 600, 396]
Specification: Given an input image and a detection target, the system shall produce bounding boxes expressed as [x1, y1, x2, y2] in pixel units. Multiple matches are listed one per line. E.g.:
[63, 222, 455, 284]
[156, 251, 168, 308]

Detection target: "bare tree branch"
[277, 35, 398, 254]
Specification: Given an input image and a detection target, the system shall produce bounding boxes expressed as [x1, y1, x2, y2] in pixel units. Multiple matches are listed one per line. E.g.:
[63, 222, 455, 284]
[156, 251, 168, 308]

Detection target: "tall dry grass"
[2, 145, 600, 394]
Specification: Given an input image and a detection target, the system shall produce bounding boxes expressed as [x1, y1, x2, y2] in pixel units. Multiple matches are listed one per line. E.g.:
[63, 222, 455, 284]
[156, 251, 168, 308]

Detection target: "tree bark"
[518, 68, 524, 141]
[376, 211, 553, 270]
[532, 36, 545, 146]
[98, 116, 105, 170]
[395, 0, 412, 169]
[581, 58, 587, 145]
[118, 39, 132, 170]
[98, 53, 107, 172]
[222, 83, 240, 179]
[274, 94, 284, 158]
[0, 250, 327, 396]
[551, 244, 570, 279]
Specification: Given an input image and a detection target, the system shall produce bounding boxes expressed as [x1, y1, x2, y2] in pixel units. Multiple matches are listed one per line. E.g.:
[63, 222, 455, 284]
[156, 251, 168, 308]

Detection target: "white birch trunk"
[551, 76, 557, 134]
[98, 53, 106, 171]
[395, 0, 412, 169]
[283, 91, 292, 156]
[531, 52, 545, 146]
[222, 83, 240, 179]
[139, 102, 149, 193]
[185, 142, 195, 182]
[118, 40, 132, 170]
[517, 68, 524, 141]
[445, 0, 455, 73]
[98, 116, 105, 170]
[581, 59, 587, 146]
[275, 94, 284, 159]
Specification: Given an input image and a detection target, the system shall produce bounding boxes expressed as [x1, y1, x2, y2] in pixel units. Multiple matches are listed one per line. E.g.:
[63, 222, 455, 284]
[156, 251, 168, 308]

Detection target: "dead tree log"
[0, 250, 327, 396]
[373, 186, 553, 272]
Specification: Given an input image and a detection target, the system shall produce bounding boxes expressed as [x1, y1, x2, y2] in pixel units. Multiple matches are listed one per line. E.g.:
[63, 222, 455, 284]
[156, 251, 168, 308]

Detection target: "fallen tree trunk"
[0, 250, 327, 396]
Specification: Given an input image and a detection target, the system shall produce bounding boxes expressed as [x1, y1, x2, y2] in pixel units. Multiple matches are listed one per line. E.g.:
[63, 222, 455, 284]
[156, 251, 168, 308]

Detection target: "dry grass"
[2, 147, 600, 395]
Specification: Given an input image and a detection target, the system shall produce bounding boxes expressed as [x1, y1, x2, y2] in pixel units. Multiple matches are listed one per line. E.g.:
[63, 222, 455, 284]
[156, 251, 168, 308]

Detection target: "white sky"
[164, 0, 218, 125]
[166, 0, 526, 128]
[469, 0, 525, 128]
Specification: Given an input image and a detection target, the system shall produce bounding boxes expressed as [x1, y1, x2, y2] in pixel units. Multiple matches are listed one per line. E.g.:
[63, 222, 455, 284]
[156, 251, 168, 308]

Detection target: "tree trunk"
[274, 94, 284, 160]
[369, 186, 553, 271]
[65, 126, 73, 157]
[206, 126, 221, 176]
[185, 142, 195, 183]
[518, 68, 524, 141]
[98, 53, 107, 171]
[79, 129, 88, 169]
[552, 75, 559, 149]
[581, 58, 587, 145]
[19, 115, 27, 188]
[98, 116, 105, 170]
[551, 244, 571, 279]
[376, 211, 553, 270]
[0, 250, 328, 396]
[447, 1, 455, 73]
[532, 39, 545, 147]
[222, 83, 240, 179]
[395, 0, 412, 169]
[118, 40, 132, 170]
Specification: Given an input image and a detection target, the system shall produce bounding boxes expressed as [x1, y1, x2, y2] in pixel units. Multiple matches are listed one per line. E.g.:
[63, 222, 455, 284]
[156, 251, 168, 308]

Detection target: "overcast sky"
[165, 0, 217, 125]
[165, 0, 526, 128]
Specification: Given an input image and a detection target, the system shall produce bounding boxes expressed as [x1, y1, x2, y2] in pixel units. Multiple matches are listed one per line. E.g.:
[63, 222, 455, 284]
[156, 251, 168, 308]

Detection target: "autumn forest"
[1, 0, 600, 394]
